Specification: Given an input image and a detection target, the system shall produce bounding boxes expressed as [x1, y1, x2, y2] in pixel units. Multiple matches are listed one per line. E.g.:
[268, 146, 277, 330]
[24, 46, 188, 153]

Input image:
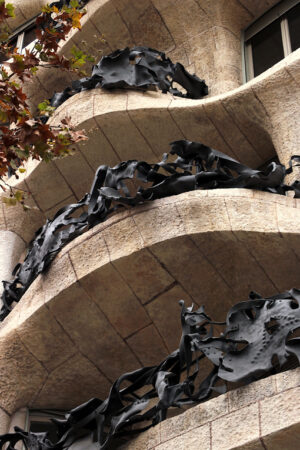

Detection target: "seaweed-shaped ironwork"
[49, 46, 208, 110]
[1, 140, 299, 321]
[0, 289, 299, 449]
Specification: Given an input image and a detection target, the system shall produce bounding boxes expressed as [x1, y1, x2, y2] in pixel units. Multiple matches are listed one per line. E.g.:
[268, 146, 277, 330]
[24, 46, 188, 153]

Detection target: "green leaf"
[70, 0, 80, 8]
[34, 43, 42, 52]
[38, 100, 50, 111]
[5, 3, 15, 17]
[14, 190, 23, 202]
[2, 196, 17, 206]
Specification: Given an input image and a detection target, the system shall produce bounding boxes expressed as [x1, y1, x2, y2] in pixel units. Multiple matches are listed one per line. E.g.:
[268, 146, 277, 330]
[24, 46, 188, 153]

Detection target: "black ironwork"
[48, 46, 208, 111]
[0, 288, 299, 449]
[1, 140, 299, 322]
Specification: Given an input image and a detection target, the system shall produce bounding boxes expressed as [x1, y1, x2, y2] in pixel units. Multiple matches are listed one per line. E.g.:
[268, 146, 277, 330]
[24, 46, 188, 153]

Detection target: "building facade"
[0, 0, 299, 448]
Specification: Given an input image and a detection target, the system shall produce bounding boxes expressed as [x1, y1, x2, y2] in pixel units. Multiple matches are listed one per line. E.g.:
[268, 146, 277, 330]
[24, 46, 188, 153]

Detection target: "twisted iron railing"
[1, 140, 299, 321]
[0, 289, 299, 449]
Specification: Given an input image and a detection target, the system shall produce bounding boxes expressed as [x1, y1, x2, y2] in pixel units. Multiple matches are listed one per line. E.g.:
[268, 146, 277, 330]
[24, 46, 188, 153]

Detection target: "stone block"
[113, 248, 174, 304]
[204, 99, 263, 168]
[157, 423, 210, 450]
[225, 198, 278, 233]
[0, 408, 10, 435]
[121, 423, 161, 450]
[150, 236, 233, 320]
[275, 367, 300, 393]
[32, 353, 111, 410]
[0, 331, 47, 414]
[146, 283, 193, 352]
[76, 118, 120, 170]
[26, 161, 72, 212]
[54, 150, 95, 200]
[160, 394, 228, 443]
[211, 403, 260, 450]
[96, 111, 156, 162]
[69, 232, 110, 280]
[102, 216, 144, 261]
[17, 302, 76, 373]
[133, 203, 185, 247]
[260, 387, 300, 437]
[42, 253, 77, 305]
[128, 105, 183, 158]
[228, 376, 276, 412]
[91, 1, 133, 49]
[79, 262, 151, 338]
[176, 196, 231, 234]
[126, 324, 168, 366]
[47, 283, 140, 381]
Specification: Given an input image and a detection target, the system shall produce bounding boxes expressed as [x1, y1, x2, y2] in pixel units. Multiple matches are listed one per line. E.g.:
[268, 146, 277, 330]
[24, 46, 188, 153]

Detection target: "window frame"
[243, 0, 299, 81]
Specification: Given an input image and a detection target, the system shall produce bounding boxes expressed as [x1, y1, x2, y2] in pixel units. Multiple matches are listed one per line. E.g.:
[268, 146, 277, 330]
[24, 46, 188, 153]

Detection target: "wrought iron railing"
[1, 139, 299, 322]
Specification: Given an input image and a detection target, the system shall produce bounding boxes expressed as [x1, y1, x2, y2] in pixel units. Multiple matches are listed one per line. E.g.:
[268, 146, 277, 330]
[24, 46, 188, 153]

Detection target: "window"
[244, 0, 300, 80]
[0, 17, 37, 65]
[9, 17, 37, 54]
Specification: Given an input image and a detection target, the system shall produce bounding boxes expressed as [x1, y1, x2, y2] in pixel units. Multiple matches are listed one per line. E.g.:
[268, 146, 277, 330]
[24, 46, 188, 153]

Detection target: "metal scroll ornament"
[1, 140, 299, 321]
[47, 46, 208, 111]
[0, 289, 299, 449]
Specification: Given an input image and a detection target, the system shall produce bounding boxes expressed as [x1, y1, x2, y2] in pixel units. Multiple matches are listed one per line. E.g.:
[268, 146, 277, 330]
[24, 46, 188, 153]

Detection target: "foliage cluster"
[0, 0, 91, 206]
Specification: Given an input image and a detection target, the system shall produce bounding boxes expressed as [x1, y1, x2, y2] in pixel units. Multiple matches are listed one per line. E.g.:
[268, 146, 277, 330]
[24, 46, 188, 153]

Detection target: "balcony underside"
[0, 189, 299, 413]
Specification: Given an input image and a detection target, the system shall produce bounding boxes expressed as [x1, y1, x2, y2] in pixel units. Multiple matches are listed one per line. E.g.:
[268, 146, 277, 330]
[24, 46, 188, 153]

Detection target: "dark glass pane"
[250, 17, 284, 77]
[0, 37, 17, 63]
[22, 26, 36, 49]
[30, 421, 58, 443]
[8, 36, 18, 50]
[287, 3, 300, 52]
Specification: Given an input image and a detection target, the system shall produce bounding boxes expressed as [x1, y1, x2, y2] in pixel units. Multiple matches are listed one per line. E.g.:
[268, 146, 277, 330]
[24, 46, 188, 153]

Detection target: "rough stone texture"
[47, 283, 140, 381]
[32, 352, 112, 409]
[120, 368, 300, 450]
[8, 408, 27, 450]
[0, 231, 25, 301]
[126, 324, 168, 366]
[275, 366, 300, 393]
[228, 376, 277, 412]
[212, 403, 260, 450]
[0, 331, 47, 414]
[157, 423, 210, 450]
[160, 393, 228, 443]
[260, 388, 300, 438]
[0, 408, 10, 435]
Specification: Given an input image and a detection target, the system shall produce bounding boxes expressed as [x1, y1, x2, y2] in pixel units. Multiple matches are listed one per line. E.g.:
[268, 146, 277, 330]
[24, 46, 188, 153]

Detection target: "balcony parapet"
[5, 48, 298, 228]
[0, 189, 299, 414]
[121, 367, 300, 450]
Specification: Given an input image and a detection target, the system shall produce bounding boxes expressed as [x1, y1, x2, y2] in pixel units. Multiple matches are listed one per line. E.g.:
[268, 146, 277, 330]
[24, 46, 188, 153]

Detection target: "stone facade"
[1, 0, 299, 449]
[121, 367, 300, 450]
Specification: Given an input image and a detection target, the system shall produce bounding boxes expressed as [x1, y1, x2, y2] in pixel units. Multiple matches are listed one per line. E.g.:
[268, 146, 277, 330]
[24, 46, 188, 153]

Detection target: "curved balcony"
[3, 48, 297, 228]
[0, 189, 299, 414]
[21, 0, 280, 106]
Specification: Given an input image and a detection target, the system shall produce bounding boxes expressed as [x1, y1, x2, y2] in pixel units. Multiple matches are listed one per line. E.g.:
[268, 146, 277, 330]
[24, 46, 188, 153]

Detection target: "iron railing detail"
[1, 140, 299, 321]
[0, 289, 299, 449]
